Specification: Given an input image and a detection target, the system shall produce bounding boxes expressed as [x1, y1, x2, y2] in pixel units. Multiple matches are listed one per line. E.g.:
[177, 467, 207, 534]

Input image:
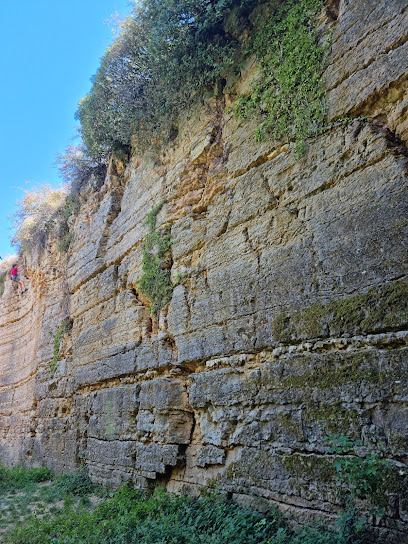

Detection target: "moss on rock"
[282, 352, 387, 390]
[272, 281, 408, 343]
[281, 453, 336, 484]
[304, 401, 360, 436]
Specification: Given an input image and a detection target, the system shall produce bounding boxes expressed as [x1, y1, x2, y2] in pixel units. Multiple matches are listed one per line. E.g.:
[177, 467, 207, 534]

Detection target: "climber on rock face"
[10, 264, 28, 294]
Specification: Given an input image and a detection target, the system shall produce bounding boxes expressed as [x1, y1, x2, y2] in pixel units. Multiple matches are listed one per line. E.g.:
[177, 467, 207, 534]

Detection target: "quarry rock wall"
[0, 0, 407, 540]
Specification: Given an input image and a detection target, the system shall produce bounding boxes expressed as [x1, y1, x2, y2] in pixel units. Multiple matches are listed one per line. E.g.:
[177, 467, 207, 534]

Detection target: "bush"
[11, 184, 68, 252]
[77, 0, 257, 159]
[77, 0, 329, 161]
[11, 180, 84, 255]
[327, 435, 405, 510]
[57, 144, 107, 196]
[53, 469, 95, 497]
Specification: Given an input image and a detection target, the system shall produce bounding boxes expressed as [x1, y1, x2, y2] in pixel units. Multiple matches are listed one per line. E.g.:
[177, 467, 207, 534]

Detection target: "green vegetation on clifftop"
[78, 0, 256, 159]
[10, 0, 331, 255]
[78, 0, 327, 160]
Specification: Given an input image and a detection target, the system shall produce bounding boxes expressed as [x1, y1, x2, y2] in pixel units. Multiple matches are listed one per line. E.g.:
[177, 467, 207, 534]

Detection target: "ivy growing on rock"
[234, 0, 328, 156]
[138, 202, 173, 318]
[50, 319, 70, 371]
[327, 435, 406, 512]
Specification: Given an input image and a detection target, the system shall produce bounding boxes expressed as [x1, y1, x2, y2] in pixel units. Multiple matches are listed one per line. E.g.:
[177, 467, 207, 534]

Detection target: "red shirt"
[11, 267, 18, 276]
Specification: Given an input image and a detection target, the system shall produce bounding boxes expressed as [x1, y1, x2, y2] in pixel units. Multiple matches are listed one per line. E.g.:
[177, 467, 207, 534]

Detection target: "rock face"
[0, 0, 407, 540]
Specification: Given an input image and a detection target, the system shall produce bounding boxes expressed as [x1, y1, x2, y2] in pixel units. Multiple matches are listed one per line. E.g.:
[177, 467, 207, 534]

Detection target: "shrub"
[327, 435, 405, 510]
[77, 0, 329, 161]
[53, 469, 95, 497]
[57, 144, 107, 196]
[0, 464, 53, 494]
[11, 184, 68, 252]
[10, 179, 84, 255]
[77, 0, 257, 159]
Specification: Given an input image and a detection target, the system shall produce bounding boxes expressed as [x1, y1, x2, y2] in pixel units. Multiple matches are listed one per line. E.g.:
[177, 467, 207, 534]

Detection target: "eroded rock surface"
[0, 1, 407, 540]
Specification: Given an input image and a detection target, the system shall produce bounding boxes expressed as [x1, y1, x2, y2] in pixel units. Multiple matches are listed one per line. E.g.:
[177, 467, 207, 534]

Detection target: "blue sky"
[0, 0, 134, 257]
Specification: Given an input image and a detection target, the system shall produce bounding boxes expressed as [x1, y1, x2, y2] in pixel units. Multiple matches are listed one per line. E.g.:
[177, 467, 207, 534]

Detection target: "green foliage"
[50, 320, 70, 371]
[77, 0, 258, 159]
[77, 0, 329, 160]
[327, 435, 401, 509]
[138, 202, 173, 317]
[0, 440, 400, 544]
[270, 508, 371, 544]
[0, 464, 53, 494]
[332, 506, 371, 544]
[53, 469, 96, 497]
[0, 272, 6, 297]
[234, 0, 328, 155]
[4, 486, 279, 543]
[0, 465, 103, 537]
[3, 483, 379, 544]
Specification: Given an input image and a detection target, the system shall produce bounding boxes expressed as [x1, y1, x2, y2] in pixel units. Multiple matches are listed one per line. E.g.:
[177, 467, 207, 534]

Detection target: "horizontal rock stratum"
[0, 1, 407, 542]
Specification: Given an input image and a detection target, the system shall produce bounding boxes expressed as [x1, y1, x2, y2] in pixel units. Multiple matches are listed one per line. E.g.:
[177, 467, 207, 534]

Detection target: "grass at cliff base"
[0, 464, 102, 541]
[0, 465, 374, 544]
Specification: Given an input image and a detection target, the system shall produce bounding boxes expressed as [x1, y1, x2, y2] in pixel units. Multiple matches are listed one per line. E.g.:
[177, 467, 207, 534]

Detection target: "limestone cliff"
[0, 0, 408, 541]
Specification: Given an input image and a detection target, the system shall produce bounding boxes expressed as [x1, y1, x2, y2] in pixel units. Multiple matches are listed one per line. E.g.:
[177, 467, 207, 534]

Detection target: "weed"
[53, 469, 96, 497]
[3, 483, 381, 544]
[234, 0, 328, 156]
[0, 464, 52, 494]
[57, 195, 80, 253]
[138, 202, 173, 317]
[174, 270, 190, 285]
[327, 435, 405, 510]
[0, 456, 399, 544]
[50, 319, 70, 371]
